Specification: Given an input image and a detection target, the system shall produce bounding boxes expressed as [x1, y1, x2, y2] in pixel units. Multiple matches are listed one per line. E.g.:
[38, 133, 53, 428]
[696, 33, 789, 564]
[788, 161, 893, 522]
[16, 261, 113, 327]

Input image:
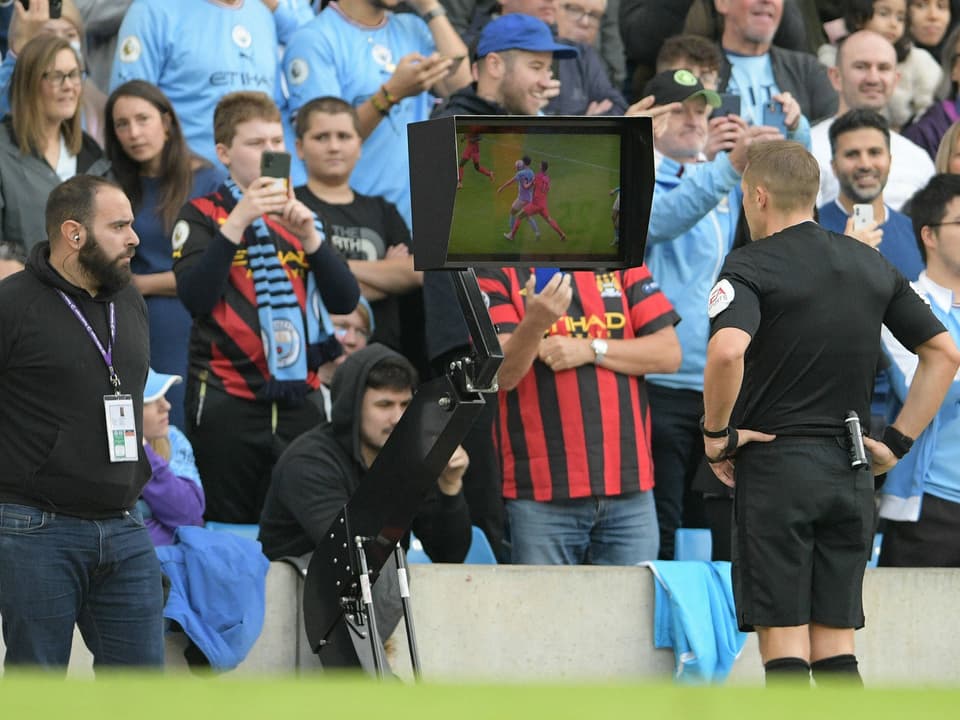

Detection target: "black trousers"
[880, 493, 960, 567]
[647, 383, 708, 560]
[186, 379, 322, 524]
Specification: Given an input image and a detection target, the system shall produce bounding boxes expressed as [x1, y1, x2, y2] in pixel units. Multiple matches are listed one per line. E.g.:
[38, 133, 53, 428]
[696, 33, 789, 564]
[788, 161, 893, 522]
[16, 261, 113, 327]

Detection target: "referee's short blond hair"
[743, 140, 820, 213]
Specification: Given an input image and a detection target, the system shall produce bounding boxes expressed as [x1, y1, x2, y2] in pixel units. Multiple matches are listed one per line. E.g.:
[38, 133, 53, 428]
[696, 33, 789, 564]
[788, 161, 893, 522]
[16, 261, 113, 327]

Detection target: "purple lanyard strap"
[56, 290, 121, 393]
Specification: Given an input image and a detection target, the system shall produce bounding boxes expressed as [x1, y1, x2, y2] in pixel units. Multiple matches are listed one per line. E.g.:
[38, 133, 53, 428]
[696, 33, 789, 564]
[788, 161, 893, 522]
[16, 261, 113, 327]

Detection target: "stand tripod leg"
[355, 537, 385, 678]
[394, 546, 422, 679]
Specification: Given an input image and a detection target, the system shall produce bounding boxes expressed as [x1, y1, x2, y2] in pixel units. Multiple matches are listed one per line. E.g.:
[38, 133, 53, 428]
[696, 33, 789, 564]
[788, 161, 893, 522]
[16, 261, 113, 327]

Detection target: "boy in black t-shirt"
[293, 96, 422, 354]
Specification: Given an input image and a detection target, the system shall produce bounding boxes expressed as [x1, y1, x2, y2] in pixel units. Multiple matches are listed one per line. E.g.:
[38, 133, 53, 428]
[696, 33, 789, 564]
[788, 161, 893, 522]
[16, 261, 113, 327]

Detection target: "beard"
[77, 230, 133, 295]
[501, 80, 538, 116]
[839, 176, 883, 205]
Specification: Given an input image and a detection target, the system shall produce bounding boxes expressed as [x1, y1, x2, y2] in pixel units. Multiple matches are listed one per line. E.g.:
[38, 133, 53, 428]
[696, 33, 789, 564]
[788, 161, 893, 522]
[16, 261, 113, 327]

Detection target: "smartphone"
[260, 150, 291, 193]
[762, 100, 787, 136]
[710, 93, 741, 120]
[534, 267, 560, 293]
[20, 1, 63, 19]
[852, 203, 874, 230]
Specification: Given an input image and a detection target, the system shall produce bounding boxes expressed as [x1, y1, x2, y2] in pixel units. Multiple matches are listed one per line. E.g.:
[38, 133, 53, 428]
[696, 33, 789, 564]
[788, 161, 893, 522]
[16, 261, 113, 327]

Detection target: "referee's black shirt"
[709, 221, 945, 435]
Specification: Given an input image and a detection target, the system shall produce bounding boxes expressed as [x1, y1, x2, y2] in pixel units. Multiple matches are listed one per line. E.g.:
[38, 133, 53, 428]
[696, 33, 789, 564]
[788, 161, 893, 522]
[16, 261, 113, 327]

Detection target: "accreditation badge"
[104, 395, 139, 463]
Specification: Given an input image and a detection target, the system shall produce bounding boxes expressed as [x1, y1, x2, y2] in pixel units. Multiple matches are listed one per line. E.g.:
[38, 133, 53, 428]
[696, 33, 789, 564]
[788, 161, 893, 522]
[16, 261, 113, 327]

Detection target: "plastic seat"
[406, 532, 433, 564]
[673, 528, 713, 562]
[464, 526, 498, 564]
[204, 521, 260, 542]
[867, 533, 883, 568]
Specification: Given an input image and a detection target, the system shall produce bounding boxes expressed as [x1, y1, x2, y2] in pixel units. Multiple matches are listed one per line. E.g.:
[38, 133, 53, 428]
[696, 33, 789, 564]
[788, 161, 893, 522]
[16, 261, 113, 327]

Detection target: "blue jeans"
[0, 504, 165, 670]
[507, 492, 659, 565]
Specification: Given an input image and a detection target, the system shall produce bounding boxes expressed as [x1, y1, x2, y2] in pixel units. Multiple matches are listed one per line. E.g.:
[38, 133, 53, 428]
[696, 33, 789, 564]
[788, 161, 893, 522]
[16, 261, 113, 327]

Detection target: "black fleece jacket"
[0, 242, 150, 517]
[258, 343, 471, 561]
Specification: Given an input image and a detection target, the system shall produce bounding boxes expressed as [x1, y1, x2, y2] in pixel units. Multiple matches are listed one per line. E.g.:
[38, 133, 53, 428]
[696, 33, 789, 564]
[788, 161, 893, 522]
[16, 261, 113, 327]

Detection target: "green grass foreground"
[4, 674, 959, 720]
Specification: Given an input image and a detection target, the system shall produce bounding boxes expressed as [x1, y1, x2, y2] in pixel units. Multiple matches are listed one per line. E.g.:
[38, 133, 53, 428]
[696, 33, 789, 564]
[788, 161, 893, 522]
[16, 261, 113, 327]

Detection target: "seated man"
[259, 344, 472, 563]
[173, 91, 359, 524]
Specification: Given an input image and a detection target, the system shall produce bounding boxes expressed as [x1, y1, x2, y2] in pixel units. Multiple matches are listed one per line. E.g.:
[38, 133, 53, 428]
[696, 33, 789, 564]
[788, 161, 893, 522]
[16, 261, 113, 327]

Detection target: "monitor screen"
[448, 123, 621, 265]
[408, 115, 654, 270]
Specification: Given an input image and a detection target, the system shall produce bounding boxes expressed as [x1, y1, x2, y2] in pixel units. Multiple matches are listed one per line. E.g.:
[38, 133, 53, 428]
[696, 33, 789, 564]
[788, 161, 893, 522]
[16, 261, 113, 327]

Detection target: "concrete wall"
[3, 565, 960, 684]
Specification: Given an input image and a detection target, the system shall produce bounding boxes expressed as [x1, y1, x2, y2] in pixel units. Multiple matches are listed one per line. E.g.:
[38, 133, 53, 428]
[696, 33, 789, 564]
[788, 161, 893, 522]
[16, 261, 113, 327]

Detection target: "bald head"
[831, 30, 899, 114]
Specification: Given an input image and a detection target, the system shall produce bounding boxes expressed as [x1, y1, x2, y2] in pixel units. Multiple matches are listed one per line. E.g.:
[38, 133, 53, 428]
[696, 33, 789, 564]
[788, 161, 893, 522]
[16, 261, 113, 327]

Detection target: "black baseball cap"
[642, 69, 722, 108]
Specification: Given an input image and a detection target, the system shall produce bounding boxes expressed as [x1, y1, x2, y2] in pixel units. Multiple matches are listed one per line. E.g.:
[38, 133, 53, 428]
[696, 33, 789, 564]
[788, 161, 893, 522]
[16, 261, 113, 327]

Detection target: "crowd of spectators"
[2, 3, 960, 663]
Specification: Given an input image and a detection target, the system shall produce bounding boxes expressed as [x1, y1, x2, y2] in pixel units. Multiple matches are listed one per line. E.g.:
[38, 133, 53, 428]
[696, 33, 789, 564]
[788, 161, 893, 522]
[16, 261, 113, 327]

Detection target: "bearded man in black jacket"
[0, 175, 164, 669]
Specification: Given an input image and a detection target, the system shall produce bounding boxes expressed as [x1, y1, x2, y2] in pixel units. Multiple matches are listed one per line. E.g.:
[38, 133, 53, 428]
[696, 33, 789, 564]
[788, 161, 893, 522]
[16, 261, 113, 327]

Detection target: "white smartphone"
[852, 203, 874, 230]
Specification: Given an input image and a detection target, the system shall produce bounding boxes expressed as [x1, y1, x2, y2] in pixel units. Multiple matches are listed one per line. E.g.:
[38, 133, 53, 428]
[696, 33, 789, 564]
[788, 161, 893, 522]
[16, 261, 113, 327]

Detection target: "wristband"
[882, 425, 914, 459]
[370, 93, 390, 116]
[381, 85, 398, 106]
[705, 427, 739, 464]
[420, 5, 447, 23]
[699, 415, 729, 438]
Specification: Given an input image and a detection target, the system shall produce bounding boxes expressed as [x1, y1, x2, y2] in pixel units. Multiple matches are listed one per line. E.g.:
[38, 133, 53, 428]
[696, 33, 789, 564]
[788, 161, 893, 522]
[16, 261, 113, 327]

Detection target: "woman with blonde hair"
[933, 118, 960, 171]
[2, 0, 107, 144]
[0, 33, 108, 250]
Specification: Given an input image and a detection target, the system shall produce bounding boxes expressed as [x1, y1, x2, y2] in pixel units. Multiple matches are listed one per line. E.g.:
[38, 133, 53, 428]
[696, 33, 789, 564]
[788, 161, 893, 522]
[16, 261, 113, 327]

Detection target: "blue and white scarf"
[222, 179, 339, 401]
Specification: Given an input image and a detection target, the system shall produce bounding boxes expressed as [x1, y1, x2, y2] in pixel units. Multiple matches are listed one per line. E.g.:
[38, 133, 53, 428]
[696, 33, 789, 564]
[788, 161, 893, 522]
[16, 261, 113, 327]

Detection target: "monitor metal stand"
[302, 268, 502, 675]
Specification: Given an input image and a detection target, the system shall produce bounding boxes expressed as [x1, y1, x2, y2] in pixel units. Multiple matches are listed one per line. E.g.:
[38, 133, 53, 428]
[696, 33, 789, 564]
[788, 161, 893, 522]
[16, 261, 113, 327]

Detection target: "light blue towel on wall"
[644, 560, 747, 683]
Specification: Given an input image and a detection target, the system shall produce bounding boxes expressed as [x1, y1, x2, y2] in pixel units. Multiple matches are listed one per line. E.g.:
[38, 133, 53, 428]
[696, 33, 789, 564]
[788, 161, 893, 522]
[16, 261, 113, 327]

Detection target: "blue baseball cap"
[477, 14, 579, 59]
[144, 368, 182, 403]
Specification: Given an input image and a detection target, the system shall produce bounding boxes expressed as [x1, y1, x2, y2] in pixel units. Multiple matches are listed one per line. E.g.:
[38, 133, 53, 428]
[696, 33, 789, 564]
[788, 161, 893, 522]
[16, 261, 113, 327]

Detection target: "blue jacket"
[155, 526, 270, 671]
[880, 273, 960, 520]
[645, 153, 742, 392]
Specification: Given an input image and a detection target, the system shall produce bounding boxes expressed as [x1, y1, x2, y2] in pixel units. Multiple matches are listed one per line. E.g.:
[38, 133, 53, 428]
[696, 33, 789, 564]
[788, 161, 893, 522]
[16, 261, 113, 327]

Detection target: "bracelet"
[882, 425, 914, 459]
[381, 85, 398, 106]
[420, 5, 447, 23]
[699, 415, 729, 438]
[370, 92, 390, 116]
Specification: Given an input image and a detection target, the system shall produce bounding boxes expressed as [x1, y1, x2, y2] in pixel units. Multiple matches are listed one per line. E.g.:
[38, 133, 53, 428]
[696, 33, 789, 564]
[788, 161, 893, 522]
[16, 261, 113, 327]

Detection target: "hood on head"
[329, 342, 406, 466]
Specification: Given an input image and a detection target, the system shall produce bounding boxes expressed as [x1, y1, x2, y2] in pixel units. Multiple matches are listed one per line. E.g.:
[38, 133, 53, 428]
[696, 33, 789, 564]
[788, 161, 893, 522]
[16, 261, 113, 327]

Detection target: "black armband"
[882, 425, 914, 459]
[705, 427, 739, 463]
[699, 415, 729, 438]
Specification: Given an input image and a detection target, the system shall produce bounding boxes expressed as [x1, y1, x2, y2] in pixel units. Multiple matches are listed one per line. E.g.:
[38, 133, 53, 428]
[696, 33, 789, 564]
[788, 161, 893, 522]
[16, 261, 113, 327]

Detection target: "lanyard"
[56, 290, 121, 393]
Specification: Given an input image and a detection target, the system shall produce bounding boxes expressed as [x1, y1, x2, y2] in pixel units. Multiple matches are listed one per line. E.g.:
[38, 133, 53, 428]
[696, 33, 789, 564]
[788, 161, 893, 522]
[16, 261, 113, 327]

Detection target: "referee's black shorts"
[731, 436, 875, 632]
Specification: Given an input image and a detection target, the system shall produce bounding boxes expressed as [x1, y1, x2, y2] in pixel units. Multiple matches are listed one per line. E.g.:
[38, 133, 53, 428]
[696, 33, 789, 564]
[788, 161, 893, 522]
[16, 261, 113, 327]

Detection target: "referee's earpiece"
[73, 234, 80, 245]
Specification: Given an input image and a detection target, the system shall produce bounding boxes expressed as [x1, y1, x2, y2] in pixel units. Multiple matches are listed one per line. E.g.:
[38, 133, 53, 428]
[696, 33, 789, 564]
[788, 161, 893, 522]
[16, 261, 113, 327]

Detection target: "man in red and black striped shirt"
[477, 267, 681, 564]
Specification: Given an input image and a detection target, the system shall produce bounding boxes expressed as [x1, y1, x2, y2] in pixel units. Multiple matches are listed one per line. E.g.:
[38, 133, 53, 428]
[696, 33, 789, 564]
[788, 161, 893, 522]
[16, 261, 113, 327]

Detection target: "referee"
[702, 141, 960, 686]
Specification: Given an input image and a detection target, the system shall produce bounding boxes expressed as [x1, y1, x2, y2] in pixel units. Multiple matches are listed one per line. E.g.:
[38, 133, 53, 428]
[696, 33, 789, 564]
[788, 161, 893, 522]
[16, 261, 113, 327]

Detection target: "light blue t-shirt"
[725, 52, 779, 126]
[110, 0, 288, 165]
[283, 3, 436, 228]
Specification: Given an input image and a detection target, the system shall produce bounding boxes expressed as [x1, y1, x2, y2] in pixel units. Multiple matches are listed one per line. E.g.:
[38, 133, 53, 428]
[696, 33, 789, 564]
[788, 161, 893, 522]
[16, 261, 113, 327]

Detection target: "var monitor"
[408, 115, 655, 270]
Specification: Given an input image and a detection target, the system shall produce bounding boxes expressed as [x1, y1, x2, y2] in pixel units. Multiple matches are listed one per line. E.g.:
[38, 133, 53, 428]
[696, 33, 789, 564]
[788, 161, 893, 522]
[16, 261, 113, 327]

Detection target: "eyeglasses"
[42, 69, 82, 88]
[561, 3, 604, 25]
[334, 323, 370, 340]
[928, 220, 960, 227]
